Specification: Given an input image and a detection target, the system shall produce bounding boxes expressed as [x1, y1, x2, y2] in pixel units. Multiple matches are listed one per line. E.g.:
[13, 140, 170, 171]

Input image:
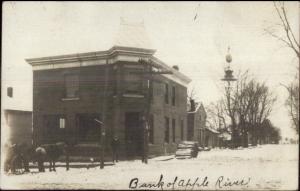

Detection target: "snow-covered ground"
[1, 144, 298, 190]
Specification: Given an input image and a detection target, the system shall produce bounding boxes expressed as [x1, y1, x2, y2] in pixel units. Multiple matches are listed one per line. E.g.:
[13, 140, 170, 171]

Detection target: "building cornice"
[151, 57, 191, 84]
[26, 46, 191, 87]
[26, 46, 156, 66]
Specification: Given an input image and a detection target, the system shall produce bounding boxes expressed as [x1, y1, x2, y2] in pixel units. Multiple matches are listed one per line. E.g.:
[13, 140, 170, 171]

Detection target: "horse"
[35, 142, 67, 172]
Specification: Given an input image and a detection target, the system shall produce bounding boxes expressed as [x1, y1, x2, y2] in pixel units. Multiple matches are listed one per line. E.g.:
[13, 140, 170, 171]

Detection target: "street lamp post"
[221, 47, 237, 148]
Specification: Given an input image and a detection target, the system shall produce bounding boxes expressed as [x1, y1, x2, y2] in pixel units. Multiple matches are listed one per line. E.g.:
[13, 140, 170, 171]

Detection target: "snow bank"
[1, 144, 298, 190]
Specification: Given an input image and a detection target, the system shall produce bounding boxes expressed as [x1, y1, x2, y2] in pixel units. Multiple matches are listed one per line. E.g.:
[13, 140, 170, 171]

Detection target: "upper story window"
[148, 80, 154, 102]
[165, 83, 169, 104]
[124, 67, 143, 94]
[64, 74, 79, 98]
[172, 86, 176, 106]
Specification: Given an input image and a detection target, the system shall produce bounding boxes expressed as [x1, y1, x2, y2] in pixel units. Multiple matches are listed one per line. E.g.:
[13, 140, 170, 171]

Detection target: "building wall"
[187, 113, 194, 141]
[33, 61, 188, 157]
[149, 74, 188, 155]
[4, 110, 32, 146]
[186, 104, 220, 148]
[33, 64, 112, 146]
[198, 106, 207, 147]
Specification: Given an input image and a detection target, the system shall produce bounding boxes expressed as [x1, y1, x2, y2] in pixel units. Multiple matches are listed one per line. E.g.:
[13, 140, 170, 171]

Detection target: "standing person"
[111, 135, 120, 163]
[4, 140, 15, 173]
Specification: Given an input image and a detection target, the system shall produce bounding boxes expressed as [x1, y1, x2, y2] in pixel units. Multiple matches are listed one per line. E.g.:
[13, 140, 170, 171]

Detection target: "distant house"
[187, 100, 206, 145]
[187, 100, 206, 142]
[257, 119, 280, 144]
[218, 129, 232, 148]
[187, 100, 221, 148]
[4, 109, 32, 146]
[203, 127, 219, 148]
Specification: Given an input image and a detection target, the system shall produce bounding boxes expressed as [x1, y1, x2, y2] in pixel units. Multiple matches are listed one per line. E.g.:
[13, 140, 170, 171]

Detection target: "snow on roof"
[113, 19, 154, 50]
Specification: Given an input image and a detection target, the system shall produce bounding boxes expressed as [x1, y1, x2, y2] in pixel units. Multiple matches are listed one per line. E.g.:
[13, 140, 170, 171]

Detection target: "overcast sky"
[2, 1, 299, 138]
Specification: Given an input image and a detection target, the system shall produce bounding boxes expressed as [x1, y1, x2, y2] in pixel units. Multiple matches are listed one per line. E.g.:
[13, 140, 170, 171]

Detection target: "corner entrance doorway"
[125, 112, 143, 158]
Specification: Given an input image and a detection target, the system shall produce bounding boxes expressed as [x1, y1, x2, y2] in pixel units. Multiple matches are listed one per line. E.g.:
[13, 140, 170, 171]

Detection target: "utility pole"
[142, 61, 152, 164]
[135, 58, 173, 164]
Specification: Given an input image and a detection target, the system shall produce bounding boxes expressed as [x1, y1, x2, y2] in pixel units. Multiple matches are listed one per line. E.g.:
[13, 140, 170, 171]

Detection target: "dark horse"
[4, 141, 67, 173]
[35, 142, 66, 172]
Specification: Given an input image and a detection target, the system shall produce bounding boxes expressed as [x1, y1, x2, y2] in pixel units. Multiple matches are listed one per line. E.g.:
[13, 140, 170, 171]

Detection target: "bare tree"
[245, 80, 277, 145]
[222, 70, 277, 147]
[206, 99, 227, 131]
[187, 86, 200, 110]
[264, 1, 299, 134]
[283, 73, 299, 134]
[264, 1, 300, 59]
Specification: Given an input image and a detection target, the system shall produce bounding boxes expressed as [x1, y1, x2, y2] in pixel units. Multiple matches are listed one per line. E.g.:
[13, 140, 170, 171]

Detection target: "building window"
[165, 84, 169, 104]
[172, 119, 176, 143]
[149, 114, 154, 144]
[164, 117, 169, 143]
[199, 130, 202, 144]
[65, 74, 79, 98]
[7, 87, 13, 97]
[59, 118, 65, 129]
[181, 119, 184, 141]
[124, 67, 143, 94]
[149, 80, 154, 102]
[172, 86, 176, 106]
[43, 115, 64, 142]
[76, 113, 101, 142]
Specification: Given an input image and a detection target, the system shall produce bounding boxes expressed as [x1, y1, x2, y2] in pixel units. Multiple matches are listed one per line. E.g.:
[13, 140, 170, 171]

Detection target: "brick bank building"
[26, 21, 191, 158]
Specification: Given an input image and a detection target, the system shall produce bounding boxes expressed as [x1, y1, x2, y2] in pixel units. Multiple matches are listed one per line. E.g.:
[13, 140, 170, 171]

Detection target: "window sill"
[62, 97, 80, 101]
[122, 94, 144, 98]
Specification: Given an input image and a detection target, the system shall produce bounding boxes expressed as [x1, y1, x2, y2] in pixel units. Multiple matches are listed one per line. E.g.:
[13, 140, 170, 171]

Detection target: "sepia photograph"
[1, 1, 299, 190]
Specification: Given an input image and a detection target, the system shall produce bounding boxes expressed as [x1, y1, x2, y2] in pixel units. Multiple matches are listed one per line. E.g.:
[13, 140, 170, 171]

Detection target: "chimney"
[190, 99, 195, 111]
[172, 65, 179, 71]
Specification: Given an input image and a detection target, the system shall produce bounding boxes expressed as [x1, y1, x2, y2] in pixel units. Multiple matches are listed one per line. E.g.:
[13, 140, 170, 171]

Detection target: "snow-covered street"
[1, 144, 298, 190]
